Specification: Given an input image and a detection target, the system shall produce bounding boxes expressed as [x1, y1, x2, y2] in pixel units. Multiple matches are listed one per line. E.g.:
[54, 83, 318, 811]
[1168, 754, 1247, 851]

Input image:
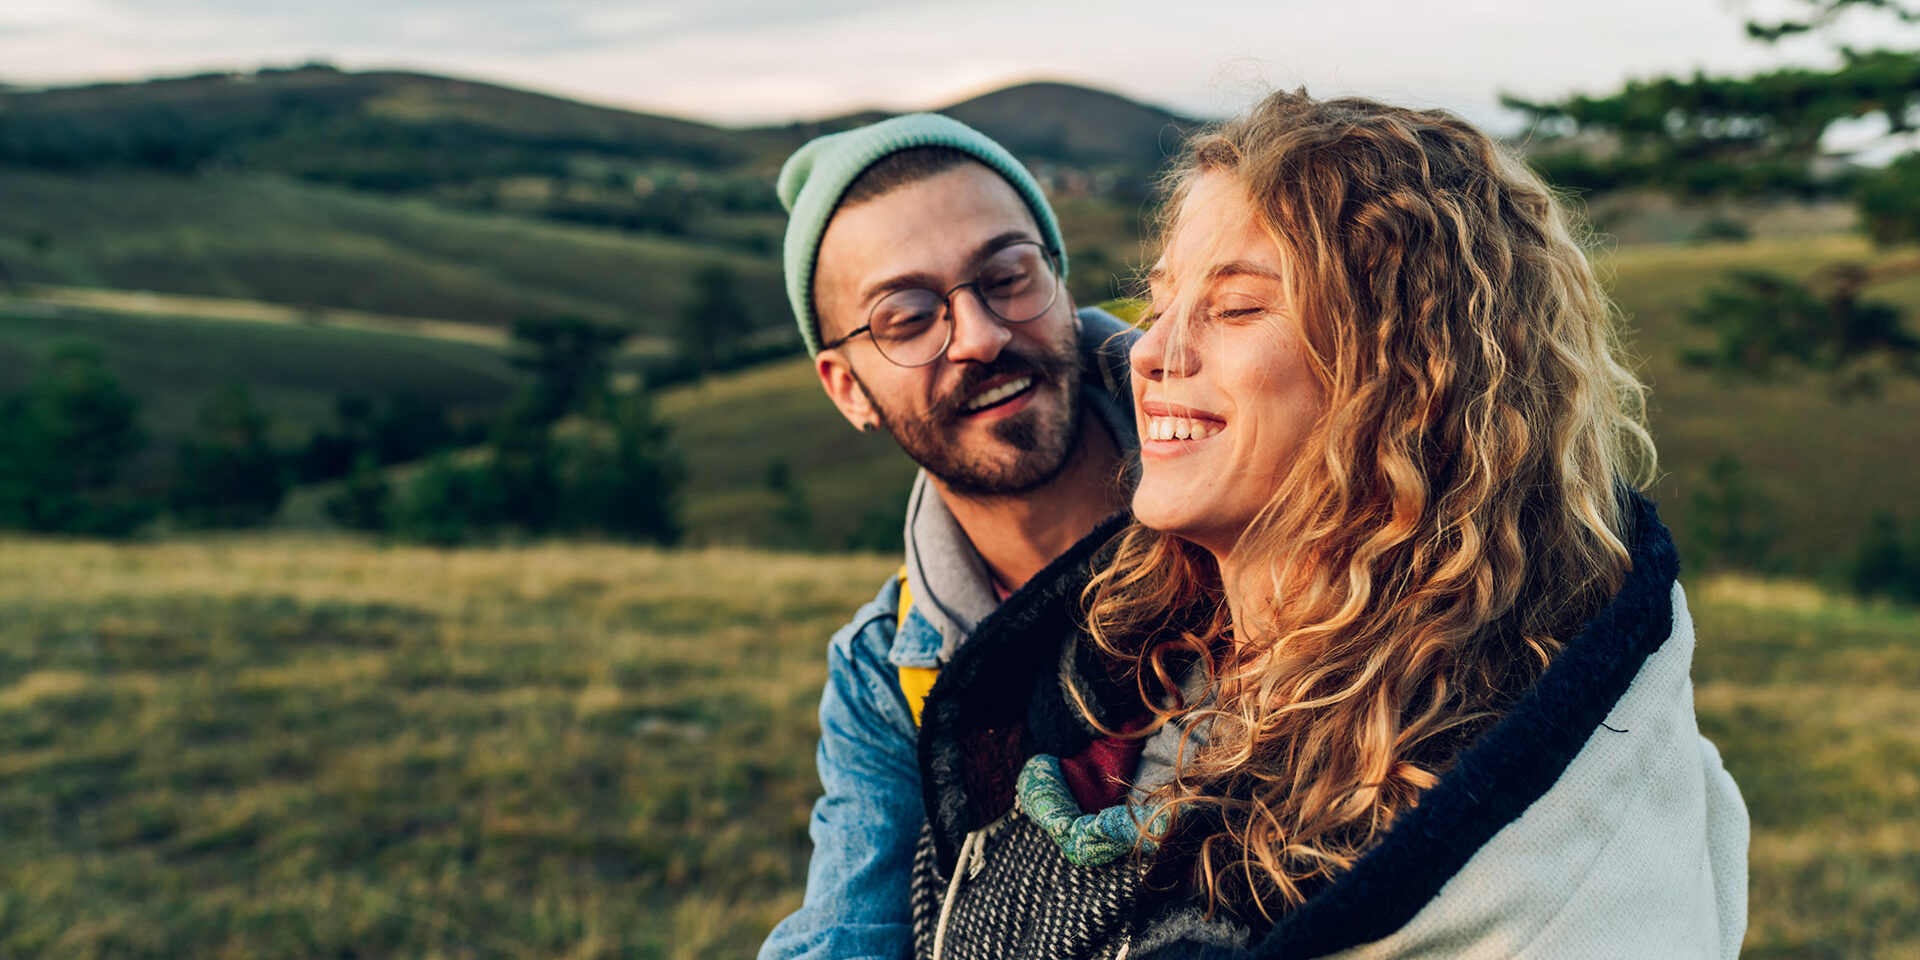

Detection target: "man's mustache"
[928, 348, 1075, 422]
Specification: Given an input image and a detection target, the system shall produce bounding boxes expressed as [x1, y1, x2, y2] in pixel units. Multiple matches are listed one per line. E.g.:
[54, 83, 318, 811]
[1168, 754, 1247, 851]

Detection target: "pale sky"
[0, 0, 1903, 132]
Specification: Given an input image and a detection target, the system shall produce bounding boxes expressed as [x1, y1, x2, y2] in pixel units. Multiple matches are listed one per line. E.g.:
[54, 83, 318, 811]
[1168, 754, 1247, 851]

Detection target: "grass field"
[0, 535, 1912, 958]
[0, 535, 898, 959]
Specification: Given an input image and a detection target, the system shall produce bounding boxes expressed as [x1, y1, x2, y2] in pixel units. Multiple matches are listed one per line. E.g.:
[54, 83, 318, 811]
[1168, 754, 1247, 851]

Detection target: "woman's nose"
[1129, 310, 1195, 380]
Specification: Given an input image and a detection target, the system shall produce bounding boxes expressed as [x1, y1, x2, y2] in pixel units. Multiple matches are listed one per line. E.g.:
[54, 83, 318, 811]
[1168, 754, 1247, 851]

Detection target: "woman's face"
[1130, 172, 1324, 562]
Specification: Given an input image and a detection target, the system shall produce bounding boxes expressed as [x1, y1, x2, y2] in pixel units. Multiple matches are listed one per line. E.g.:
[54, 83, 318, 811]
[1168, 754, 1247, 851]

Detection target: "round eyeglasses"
[820, 240, 1062, 367]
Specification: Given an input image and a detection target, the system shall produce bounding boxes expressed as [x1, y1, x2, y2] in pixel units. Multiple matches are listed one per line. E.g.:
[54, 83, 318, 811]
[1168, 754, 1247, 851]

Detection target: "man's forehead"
[830, 162, 1038, 250]
[815, 163, 1042, 326]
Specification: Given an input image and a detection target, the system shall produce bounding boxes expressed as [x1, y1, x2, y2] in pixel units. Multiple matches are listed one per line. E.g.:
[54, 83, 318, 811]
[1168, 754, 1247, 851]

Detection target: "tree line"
[1509, 0, 1920, 397]
[0, 317, 682, 546]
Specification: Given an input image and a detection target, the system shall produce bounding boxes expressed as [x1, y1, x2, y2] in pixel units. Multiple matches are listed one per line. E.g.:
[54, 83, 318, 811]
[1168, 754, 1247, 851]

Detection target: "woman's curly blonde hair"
[1084, 89, 1657, 919]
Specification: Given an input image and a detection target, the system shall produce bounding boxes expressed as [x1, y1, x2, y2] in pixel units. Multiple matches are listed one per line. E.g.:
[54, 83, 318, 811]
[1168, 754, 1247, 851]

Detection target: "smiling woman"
[908, 89, 1748, 960]
[1090, 88, 1748, 957]
[1131, 174, 1324, 559]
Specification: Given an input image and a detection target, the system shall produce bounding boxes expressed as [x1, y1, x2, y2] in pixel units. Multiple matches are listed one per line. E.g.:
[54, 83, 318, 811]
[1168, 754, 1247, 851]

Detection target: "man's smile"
[961, 375, 1036, 414]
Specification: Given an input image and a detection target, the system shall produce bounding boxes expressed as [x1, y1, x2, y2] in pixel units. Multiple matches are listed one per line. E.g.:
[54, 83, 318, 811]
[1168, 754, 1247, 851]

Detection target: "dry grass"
[0, 533, 896, 959]
[1687, 573, 1920, 959]
[1, 536, 1914, 957]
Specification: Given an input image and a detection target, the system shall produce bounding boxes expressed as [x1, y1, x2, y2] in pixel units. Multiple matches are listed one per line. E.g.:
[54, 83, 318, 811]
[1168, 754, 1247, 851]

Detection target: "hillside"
[939, 81, 1194, 171]
[0, 67, 1180, 345]
[0, 304, 518, 487]
[657, 233, 1920, 573]
[0, 170, 787, 331]
[0, 536, 1911, 958]
[0, 64, 789, 181]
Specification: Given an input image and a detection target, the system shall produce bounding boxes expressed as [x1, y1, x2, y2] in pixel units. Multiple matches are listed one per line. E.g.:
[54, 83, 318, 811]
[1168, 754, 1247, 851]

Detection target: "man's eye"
[980, 270, 1032, 296]
[876, 310, 938, 340]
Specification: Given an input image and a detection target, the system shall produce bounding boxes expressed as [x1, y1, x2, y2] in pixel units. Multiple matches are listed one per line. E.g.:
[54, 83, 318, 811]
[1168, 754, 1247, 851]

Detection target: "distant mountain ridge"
[0, 66, 1186, 351]
[763, 80, 1196, 171]
[0, 65, 1193, 181]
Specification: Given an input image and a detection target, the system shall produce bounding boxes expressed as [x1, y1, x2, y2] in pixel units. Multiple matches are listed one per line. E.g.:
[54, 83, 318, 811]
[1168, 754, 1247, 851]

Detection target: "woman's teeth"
[964, 376, 1033, 412]
[1146, 417, 1222, 441]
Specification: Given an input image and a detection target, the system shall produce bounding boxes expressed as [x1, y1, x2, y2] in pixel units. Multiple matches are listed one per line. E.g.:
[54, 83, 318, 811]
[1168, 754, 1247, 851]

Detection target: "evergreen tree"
[0, 342, 153, 536]
[1507, 1, 1920, 391]
[564, 392, 682, 544]
[677, 263, 754, 375]
[1687, 453, 1782, 573]
[508, 316, 630, 425]
[169, 381, 288, 528]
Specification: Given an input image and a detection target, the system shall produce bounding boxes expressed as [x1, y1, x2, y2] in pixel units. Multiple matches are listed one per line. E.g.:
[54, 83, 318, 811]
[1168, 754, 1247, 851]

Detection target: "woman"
[908, 90, 1748, 960]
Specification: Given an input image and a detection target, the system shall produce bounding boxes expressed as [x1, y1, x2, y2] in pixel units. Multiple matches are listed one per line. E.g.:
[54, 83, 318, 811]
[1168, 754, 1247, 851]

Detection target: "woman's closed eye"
[1204, 294, 1271, 323]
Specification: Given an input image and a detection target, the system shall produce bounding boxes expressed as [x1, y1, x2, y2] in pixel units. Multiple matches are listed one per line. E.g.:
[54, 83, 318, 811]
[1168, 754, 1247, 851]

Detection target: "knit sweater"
[912, 493, 1749, 959]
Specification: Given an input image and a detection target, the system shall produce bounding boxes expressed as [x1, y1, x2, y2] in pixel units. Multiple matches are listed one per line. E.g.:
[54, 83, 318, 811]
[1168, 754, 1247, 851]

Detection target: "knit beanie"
[777, 113, 1067, 357]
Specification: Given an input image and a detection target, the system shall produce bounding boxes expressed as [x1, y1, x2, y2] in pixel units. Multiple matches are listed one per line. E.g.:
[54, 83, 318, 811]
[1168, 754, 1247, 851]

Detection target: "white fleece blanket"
[1326, 583, 1749, 960]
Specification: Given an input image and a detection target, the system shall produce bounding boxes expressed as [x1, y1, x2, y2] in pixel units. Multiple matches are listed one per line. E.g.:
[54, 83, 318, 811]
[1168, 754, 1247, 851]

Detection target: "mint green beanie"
[777, 113, 1067, 357]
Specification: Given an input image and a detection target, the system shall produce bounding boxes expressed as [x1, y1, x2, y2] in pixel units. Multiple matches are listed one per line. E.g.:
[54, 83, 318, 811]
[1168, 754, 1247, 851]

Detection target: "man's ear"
[816, 350, 878, 432]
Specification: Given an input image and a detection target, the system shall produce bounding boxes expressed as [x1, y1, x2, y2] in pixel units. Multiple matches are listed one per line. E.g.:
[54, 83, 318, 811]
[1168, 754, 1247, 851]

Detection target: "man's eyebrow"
[858, 230, 1038, 304]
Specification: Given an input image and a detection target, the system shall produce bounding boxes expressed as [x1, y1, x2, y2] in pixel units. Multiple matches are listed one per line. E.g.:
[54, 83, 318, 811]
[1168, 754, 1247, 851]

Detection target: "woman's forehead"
[1153, 174, 1283, 290]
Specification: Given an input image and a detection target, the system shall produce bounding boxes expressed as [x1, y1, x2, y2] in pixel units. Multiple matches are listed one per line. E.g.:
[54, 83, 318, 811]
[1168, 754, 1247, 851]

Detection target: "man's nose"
[943, 289, 1014, 365]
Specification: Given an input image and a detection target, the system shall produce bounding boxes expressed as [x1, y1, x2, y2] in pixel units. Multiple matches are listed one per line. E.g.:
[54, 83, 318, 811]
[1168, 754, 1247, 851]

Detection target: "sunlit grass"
[1, 537, 1913, 957]
[0, 534, 895, 959]
[1688, 574, 1920, 959]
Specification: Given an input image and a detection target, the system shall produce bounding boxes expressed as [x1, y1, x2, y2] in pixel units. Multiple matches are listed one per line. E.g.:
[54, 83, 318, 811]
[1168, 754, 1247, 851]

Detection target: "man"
[757, 114, 1139, 959]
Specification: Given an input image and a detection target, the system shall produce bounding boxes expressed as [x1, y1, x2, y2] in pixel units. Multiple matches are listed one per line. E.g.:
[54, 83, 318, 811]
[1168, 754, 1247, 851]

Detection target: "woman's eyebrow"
[1146, 259, 1282, 294]
[1207, 260, 1284, 282]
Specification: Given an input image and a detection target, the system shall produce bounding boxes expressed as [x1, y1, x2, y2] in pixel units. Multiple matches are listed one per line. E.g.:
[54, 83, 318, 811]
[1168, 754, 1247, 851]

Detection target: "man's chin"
[920, 406, 1080, 499]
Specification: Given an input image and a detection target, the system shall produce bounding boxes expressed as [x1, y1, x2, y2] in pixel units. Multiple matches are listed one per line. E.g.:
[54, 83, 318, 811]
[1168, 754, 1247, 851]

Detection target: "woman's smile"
[1129, 172, 1324, 560]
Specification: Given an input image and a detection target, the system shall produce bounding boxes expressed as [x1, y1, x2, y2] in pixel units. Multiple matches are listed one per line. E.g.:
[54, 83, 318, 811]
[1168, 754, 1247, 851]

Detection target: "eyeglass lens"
[866, 242, 1057, 366]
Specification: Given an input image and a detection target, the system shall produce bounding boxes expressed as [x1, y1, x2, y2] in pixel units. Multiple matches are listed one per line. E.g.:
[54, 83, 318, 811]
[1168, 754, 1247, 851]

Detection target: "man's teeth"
[1146, 417, 1222, 441]
[963, 376, 1033, 411]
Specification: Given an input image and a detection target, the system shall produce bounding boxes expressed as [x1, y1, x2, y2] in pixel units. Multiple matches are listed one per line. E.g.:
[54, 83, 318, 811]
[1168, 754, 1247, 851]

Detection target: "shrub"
[1847, 511, 1920, 604]
[0, 342, 154, 536]
[323, 452, 393, 533]
[1687, 453, 1780, 573]
[168, 382, 289, 528]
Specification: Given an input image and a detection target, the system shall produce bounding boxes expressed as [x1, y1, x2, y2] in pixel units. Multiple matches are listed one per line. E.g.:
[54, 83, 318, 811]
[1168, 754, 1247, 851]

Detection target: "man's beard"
[857, 342, 1083, 499]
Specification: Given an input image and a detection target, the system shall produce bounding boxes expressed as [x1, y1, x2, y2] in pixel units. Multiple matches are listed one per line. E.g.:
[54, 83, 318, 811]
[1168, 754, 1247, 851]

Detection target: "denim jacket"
[755, 577, 943, 960]
[757, 309, 1139, 960]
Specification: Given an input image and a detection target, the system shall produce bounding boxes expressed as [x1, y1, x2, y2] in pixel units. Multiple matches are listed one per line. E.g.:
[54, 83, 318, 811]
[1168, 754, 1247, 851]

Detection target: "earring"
[860, 422, 877, 433]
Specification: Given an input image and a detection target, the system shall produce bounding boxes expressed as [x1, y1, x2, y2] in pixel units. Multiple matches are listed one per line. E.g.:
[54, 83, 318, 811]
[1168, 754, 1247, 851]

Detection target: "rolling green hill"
[0, 64, 789, 183]
[0, 304, 517, 487]
[0, 169, 787, 331]
[938, 81, 1194, 171]
[6, 229, 1914, 575]
[0, 68, 1179, 351]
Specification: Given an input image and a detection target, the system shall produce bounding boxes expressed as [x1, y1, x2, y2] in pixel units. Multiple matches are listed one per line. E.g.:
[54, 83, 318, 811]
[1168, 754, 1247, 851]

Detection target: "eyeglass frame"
[817, 239, 1064, 367]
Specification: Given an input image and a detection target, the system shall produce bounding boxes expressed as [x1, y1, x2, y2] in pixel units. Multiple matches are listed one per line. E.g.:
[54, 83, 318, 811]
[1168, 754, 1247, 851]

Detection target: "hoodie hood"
[900, 305, 1139, 663]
